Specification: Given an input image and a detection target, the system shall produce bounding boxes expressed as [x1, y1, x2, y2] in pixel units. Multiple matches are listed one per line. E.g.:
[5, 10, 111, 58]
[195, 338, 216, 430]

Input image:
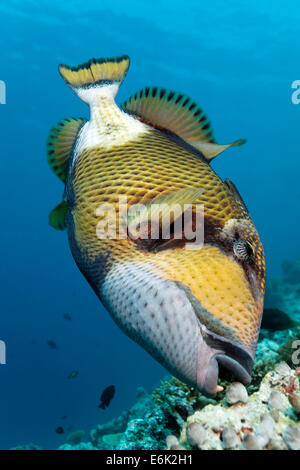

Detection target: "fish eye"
[233, 239, 255, 262]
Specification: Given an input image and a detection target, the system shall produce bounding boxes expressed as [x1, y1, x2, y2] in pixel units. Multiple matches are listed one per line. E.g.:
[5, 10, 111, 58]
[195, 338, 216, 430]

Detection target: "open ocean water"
[0, 0, 299, 450]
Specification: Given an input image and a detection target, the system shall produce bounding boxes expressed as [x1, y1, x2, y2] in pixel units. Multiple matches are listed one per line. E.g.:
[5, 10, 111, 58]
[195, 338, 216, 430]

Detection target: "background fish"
[47, 54, 265, 395]
[99, 385, 115, 410]
[67, 370, 79, 380]
[47, 340, 57, 350]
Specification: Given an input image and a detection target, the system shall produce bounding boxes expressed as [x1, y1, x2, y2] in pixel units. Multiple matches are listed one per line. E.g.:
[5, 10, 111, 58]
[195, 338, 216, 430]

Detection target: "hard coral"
[180, 365, 299, 451]
[226, 382, 248, 405]
[152, 376, 216, 433]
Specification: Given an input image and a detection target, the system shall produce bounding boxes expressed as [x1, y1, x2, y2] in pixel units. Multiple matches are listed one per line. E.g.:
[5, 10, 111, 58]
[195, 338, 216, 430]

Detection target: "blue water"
[0, 0, 299, 449]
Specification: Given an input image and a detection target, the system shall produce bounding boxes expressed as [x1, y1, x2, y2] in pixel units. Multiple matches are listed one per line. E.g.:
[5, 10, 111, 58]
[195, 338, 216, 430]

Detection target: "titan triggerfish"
[47, 54, 265, 395]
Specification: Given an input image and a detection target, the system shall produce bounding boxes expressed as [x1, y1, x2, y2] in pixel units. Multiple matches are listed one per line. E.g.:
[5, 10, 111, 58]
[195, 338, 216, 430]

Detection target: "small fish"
[56, 426, 64, 434]
[99, 385, 115, 409]
[47, 340, 57, 350]
[63, 313, 72, 321]
[60, 415, 67, 420]
[67, 370, 78, 379]
[47, 54, 265, 395]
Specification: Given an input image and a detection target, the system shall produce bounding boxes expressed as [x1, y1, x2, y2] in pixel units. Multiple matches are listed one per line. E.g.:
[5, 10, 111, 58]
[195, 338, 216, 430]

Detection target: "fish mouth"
[196, 322, 253, 395]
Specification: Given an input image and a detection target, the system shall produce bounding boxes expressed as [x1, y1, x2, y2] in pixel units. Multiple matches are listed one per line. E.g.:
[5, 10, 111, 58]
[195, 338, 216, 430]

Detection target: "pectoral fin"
[47, 118, 85, 231]
[49, 201, 68, 231]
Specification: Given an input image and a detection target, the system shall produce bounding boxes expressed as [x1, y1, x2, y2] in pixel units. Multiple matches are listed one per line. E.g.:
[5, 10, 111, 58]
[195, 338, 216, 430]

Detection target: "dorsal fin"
[121, 86, 214, 141]
[47, 117, 86, 183]
[121, 87, 246, 161]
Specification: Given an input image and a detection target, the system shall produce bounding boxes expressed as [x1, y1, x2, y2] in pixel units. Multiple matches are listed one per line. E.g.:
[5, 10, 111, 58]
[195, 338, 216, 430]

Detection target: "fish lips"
[195, 324, 253, 395]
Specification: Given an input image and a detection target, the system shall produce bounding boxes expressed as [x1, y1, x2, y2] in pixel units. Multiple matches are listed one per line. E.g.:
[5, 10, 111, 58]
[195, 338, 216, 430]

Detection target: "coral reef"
[117, 407, 168, 450]
[282, 424, 300, 450]
[221, 427, 239, 449]
[225, 382, 248, 404]
[58, 442, 98, 450]
[10, 443, 42, 450]
[179, 363, 299, 450]
[186, 423, 206, 447]
[87, 387, 155, 450]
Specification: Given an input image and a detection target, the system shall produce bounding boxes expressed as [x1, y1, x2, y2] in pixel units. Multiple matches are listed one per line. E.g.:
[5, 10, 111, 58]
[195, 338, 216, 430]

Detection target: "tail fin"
[58, 55, 130, 103]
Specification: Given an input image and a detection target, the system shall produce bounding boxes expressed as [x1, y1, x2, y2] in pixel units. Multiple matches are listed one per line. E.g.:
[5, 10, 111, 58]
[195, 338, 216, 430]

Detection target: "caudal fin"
[58, 55, 130, 103]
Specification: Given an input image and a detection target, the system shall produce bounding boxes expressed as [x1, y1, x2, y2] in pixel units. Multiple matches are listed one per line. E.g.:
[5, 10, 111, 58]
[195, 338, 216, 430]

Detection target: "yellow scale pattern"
[71, 129, 262, 351]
